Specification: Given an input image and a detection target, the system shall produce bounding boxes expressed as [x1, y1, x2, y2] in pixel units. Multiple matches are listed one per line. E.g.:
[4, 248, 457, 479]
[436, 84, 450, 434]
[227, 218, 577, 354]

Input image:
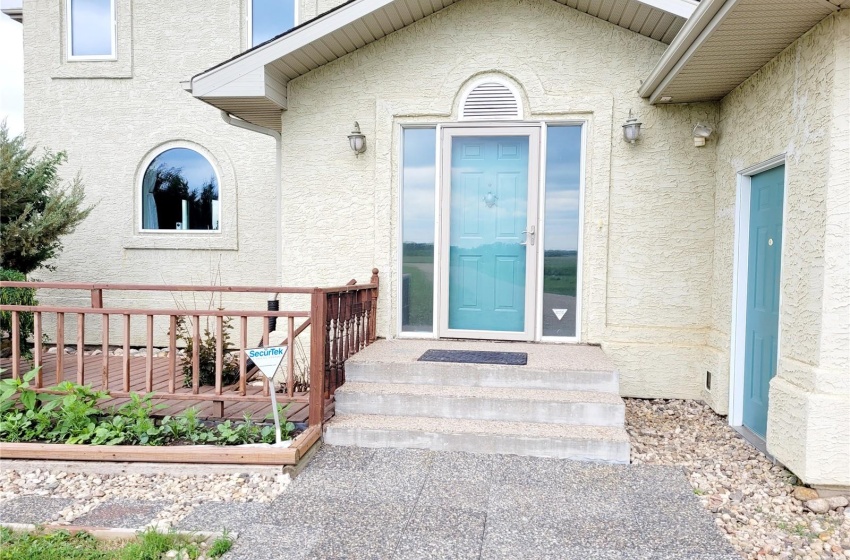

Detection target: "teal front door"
[440, 128, 539, 339]
[743, 165, 784, 438]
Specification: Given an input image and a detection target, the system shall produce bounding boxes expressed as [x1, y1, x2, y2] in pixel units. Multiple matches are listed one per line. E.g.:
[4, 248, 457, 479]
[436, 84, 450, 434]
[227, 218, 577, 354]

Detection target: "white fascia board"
[191, 0, 402, 98]
[197, 66, 288, 109]
[638, 0, 731, 100]
[634, 0, 698, 19]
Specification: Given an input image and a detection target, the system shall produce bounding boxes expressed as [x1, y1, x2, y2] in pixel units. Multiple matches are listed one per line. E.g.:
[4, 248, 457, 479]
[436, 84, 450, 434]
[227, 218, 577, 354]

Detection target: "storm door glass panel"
[542, 125, 581, 337]
[401, 128, 436, 332]
[252, 0, 295, 46]
[70, 0, 113, 57]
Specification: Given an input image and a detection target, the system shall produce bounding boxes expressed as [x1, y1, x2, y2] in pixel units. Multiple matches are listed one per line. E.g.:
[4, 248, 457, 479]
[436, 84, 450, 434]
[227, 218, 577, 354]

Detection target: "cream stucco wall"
[22, 0, 289, 344]
[278, 0, 718, 400]
[708, 10, 850, 487]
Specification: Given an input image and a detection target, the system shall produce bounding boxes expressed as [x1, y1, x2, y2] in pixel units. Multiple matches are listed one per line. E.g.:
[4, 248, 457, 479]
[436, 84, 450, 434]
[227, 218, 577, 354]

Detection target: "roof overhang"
[1, 0, 23, 22]
[188, 0, 696, 131]
[639, 0, 846, 104]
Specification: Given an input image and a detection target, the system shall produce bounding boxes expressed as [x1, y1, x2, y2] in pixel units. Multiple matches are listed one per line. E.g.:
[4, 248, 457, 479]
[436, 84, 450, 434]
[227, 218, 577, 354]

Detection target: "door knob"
[520, 225, 536, 246]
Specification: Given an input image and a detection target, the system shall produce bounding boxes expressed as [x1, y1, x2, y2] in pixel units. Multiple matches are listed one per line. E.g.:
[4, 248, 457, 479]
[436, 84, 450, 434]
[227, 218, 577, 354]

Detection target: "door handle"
[520, 225, 536, 246]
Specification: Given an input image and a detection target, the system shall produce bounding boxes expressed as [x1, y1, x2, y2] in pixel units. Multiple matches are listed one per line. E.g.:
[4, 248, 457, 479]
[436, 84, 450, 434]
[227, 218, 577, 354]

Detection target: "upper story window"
[141, 147, 220, 232]
[250, 0, 296, 47]
[67, 0, 116, 60]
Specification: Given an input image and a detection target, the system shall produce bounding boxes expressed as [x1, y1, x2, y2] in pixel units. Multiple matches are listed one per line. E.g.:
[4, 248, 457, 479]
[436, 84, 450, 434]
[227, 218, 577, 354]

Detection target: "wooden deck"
[0, 354, 333, 423]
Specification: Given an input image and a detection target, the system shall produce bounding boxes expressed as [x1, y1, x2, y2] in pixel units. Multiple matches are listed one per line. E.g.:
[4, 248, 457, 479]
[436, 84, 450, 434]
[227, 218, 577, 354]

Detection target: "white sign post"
[245, 346, 288, 446]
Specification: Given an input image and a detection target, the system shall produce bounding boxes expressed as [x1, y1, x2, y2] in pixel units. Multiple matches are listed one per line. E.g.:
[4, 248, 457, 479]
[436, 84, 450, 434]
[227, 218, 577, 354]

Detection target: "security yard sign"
[245, 346, 289, 445]
[246, 346, 287, 379]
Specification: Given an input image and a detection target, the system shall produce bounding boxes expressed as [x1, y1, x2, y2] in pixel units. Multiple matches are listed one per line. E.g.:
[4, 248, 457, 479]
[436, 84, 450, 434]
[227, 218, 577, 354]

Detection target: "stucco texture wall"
[710, 10, 850, 486]
[22, 0, 285, 344]
[278, 0, 718, 399]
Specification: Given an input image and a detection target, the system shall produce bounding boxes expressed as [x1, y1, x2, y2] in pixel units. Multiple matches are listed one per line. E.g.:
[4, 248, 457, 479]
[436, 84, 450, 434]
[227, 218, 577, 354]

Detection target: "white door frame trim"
[728, 153, 788, 429]
[438, 126, 541, 341]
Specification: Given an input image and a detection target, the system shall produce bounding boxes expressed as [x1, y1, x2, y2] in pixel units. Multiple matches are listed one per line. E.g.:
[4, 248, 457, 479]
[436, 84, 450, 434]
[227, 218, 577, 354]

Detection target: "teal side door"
[448, 136, 529, 332]
[743, 165, 785, 438]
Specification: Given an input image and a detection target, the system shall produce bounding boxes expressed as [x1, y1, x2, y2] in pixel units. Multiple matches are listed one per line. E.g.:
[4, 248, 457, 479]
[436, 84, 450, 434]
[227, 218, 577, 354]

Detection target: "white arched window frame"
[137, 141, 223, 234]
[459, 78, 524, 121]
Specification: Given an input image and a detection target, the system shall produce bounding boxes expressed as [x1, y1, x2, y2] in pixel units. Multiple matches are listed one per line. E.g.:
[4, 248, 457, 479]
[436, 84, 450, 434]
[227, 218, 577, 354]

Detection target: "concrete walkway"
[213, 446, 739, 560]
[0, 445, 742, 559]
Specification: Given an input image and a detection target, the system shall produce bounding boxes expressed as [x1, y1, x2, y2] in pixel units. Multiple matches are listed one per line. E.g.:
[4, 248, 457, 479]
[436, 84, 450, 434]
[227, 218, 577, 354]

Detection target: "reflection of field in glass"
[402, 244, 435, 331]
[544, 252, 577, 298]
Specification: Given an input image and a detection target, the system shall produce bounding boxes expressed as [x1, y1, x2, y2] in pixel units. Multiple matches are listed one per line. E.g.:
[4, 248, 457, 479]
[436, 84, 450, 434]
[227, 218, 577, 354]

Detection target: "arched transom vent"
[460, 80, 522, 120]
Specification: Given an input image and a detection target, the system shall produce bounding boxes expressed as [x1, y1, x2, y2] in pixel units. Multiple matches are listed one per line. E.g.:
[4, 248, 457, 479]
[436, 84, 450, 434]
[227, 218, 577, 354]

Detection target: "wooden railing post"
[90, 289, 103, 308]
[10, 311, 20, 380]
[369, 268, 379, 343]
[308, 288, 327, 427]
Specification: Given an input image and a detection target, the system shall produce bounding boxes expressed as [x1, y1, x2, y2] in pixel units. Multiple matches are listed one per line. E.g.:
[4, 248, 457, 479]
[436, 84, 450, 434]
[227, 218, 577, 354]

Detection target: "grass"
[402, 264, 434, 330]
[0, 527, 234, 560]
[543, 254, 577, 297]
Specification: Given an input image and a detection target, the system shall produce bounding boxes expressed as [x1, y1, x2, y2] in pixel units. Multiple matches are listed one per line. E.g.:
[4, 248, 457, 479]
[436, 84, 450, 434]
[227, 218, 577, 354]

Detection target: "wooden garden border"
[0, 425, 321, 466]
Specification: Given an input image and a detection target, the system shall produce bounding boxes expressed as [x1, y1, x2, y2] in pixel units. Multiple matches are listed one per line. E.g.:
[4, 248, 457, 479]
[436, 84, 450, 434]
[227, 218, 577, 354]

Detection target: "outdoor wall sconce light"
[692, 123, 714, 147]
[348, 122, 366, 156]
[622, 110, 642, 144]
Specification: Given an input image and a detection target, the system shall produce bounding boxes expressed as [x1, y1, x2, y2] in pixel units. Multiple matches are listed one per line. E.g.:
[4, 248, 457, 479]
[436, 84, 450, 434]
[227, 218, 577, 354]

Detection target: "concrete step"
[333, 382, 625, 427]
[323, 414, 630, 463]
[345, 360, 619, 393]
[345, 339, 620, 393]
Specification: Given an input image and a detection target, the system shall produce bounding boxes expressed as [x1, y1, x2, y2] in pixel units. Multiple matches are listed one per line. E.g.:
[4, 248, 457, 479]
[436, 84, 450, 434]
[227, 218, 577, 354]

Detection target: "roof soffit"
[640, 0, 840, 104]
[190, 0, 695, 121]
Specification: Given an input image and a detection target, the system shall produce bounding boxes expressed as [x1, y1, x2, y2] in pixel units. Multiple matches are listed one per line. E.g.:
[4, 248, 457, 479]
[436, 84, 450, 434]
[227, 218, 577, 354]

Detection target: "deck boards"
[0, 354, 330, 421]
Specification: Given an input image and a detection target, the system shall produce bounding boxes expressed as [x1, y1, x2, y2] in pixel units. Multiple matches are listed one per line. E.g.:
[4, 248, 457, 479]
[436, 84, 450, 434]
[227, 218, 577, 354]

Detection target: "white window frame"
[247, 0, 299, 50]
[137, 142, 223, 235]
[66, 0, 117, 61]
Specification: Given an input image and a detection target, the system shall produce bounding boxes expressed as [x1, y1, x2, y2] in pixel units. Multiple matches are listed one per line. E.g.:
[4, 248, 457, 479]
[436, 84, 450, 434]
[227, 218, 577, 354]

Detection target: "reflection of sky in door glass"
[71, 0, 112, 56]
[401, 128, 436, 332]
[545, 126, 581, 251]
[402, 129, 436, 244]
[252, 0, 295, 46]
[543, 125, 581, 337]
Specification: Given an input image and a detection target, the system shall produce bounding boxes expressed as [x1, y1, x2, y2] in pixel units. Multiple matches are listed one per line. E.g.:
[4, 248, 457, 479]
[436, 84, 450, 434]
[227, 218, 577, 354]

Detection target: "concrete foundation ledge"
[767, 377, 850, 488]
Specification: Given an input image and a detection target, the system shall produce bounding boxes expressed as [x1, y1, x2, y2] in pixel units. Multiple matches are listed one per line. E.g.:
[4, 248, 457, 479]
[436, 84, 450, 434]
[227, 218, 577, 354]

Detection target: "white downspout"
[220, 111, 283, 286]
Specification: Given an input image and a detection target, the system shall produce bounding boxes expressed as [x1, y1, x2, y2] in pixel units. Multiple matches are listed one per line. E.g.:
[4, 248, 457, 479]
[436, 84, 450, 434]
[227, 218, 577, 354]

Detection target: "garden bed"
[0, 425, 320, 465]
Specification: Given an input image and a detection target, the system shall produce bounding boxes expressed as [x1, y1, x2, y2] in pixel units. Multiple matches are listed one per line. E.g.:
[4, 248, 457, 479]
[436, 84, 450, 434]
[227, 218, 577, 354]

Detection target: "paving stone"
[417, 476, 490, 512]
[307, 444, 375, 472]
[393, 532, 482, 560]
[72, 499, 167, 529]
[0, 496, 73, 524]
[175, 501, 270, 532]
[220, 523, 316, 560]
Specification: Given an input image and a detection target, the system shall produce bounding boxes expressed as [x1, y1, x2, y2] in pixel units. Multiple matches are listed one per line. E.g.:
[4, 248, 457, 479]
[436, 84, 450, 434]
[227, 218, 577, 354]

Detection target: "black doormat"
[418, 349, 528, 366]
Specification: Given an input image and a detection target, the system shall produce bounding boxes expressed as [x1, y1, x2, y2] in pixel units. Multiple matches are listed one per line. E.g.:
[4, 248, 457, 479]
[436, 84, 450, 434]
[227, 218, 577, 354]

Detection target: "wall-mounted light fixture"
[348, 122, 366, 156]
[692, 123, 714, 147]
[622, 110, 642, 144]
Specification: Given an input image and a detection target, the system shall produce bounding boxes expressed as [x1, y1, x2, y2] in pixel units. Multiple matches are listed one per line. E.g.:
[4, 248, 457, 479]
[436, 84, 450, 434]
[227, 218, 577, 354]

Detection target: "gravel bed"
[0, 467, 290, 531]
[626, 398, 850, 560]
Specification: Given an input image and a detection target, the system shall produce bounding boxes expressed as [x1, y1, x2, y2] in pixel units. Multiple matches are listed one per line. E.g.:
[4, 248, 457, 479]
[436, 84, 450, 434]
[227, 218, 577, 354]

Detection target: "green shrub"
[0, 268, 37, 358]
[175, 316, 240, 388]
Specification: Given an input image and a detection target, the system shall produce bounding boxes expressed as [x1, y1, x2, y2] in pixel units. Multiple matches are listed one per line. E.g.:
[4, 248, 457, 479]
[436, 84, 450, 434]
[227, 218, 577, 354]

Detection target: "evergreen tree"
[0, 120, 94, 275]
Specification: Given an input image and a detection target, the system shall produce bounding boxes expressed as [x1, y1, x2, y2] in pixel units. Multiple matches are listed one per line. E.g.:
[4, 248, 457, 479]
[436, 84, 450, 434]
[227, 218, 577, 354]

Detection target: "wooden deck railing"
[0, 269, 379, 426]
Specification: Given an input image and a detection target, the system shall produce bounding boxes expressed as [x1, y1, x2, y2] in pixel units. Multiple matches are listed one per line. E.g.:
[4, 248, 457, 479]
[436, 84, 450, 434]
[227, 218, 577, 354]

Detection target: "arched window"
[141, 147, 220, 231]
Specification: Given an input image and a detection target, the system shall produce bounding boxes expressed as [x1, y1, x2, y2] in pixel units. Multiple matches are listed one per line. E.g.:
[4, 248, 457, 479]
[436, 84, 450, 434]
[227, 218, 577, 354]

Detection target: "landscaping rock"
[828, 497, 850, 509]
[806, 499, 831, 514]
[794, 486, 820, 502]
[626, 398, 850, 560]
